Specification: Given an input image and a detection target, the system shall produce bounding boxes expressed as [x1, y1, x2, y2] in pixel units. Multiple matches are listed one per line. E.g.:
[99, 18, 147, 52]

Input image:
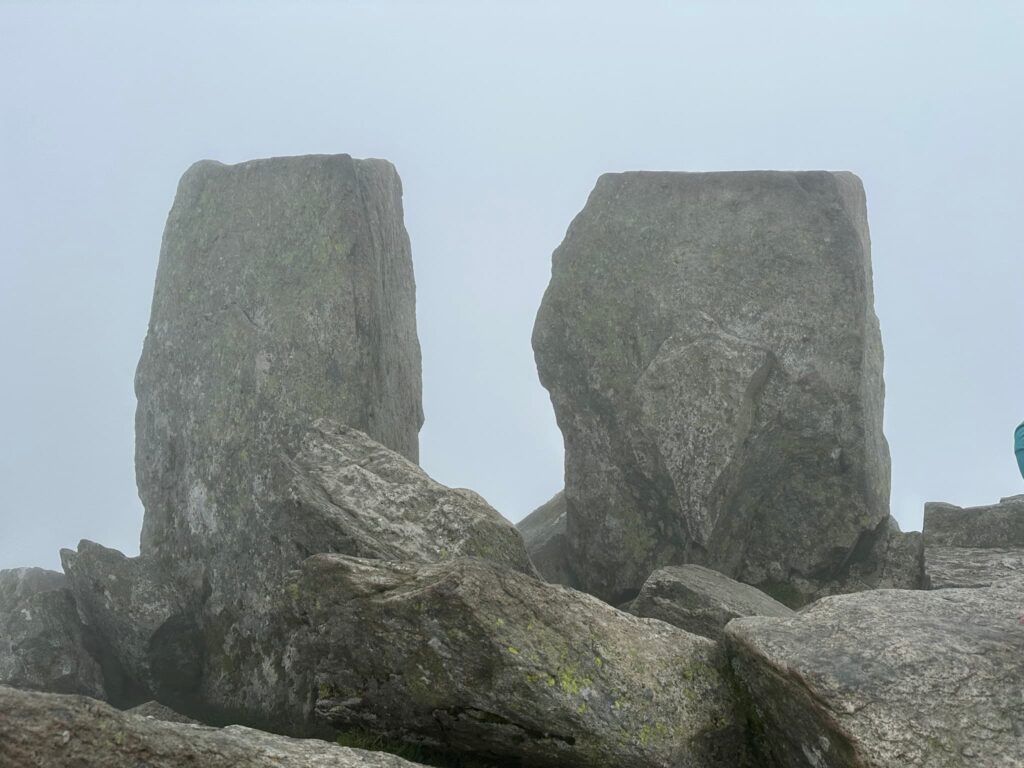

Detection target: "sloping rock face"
[292, 555, 748, 768]
[630, 564, 793, 640]
[135, 154, 423, 606]
[533, 171, 890, 605]
[923, 497, 1024, 588]
[0, 685, 426, 768]
[64, 422, 533, 726]
[126, 699, 201, 724]
[286, 420, 534, 572]
[516, 490, 572, 584]
[0, 568, 104, 699]
[725, 579, 1024, 767]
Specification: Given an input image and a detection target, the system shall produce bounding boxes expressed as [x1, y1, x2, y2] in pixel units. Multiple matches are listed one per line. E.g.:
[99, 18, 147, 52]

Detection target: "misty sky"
[1, 2, 1022, 571]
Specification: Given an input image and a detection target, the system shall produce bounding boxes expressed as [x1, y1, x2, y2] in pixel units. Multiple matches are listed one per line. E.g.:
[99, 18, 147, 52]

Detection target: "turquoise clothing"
[1016, 421, 1024, 479]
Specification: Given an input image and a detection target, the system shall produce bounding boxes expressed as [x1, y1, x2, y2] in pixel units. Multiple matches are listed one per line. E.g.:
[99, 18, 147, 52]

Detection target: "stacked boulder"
[923, 495, 1024, 588]
[5, 158, 1021, 767]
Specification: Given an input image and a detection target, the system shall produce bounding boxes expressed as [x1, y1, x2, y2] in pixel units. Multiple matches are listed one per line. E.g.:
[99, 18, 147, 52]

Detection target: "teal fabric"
[1016, 421, 1024, 479]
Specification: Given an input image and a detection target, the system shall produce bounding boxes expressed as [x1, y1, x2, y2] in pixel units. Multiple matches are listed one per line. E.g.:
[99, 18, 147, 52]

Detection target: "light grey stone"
[135, 154, 423, 610]
[725, 579, 1024, 767]
[923, 497, 1024, 548]
[126, 699, 200, 724]
[923, 497, 1024, 589]
[925, 546, 1024, 589]
[292, 555, 748, 768]
[0, 685, 427, 767]
[516, 490, 572, 584]
[630, 564, 793, 640]
[533, 170, 890, 606]
[0, 568, 104, 699]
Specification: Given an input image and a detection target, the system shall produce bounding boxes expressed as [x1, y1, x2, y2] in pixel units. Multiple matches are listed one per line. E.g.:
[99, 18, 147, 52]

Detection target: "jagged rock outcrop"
[516, 490, 572, 584]
[64, 422, 534, 725]
[135, 154, 423, 607]
[630, 564, 793, 640]
[291, 554, 748, 768]
[0, 568, 104, 699]
[59, 541, 202, 709]
[923, 496, 1024, 588]
[0, 685, 427, 767]
[533, 171, 890, 606]
[725, 578, 1024, 767]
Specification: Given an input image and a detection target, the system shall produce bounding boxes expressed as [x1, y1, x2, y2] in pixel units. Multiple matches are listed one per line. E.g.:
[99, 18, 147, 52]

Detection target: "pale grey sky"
[1, 2, 1021, 570]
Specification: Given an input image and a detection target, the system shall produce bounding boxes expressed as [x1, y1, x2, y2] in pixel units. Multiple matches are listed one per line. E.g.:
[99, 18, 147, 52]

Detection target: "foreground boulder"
[64, 422, 534, 724]
[292, 555, 747, 767]
[516, 490, 571, 584]
[726, 578, 1024, 766]
[0, 685, 426, 767]
[0, 568, 104, 699]
[630, 564, 793, 640]
[533, 171, 890, 605]
[135, 154, 424, 607]
[923, 496, 1024, 588]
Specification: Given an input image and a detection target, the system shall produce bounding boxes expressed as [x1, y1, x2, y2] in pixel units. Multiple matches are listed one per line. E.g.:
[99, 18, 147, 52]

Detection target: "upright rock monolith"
[134, 154, 424, 602]
[533, 171, 890, 605]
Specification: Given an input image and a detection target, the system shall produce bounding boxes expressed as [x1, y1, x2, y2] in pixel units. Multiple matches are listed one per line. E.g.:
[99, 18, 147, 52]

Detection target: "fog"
[1, 1, 1021, 570]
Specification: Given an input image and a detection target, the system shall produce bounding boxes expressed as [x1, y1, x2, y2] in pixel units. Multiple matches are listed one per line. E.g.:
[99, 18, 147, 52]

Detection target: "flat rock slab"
[533, 170, 890, 606]
[293, 555, 747, 768]
[925, 546, 1024, 588]
[0, 685, 426, 767]
[630, 564, 793, 640]
[0, 568, 105, 699]
[923, 498, 1024, 548]
[726, 580, 1024, 767]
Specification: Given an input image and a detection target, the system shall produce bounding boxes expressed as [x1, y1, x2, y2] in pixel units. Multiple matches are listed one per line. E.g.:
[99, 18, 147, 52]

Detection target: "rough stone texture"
[0, 568, 105, 699]
[925, 547, 1024, 589]
[135, 154, 423, 604]
[822, 515, 923, 596]
[60, 541, 202, 710]
[630, 564, 793, 640]
[923, 497, 1024, 548]
[923, 497, 1024, 588]
[285, 420, 534, 572]
[126, 700, 201, 724]
[725, 579, 1024, 767]
[516, 490, 572, 584]
[293, 555, 747, 768]
[533, 171, 890, 606]
[0, 685, 426, 768]
[64, 422, 533, 728]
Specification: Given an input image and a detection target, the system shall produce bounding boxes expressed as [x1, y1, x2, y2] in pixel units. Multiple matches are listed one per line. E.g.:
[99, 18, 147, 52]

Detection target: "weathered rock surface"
[0, 568, 105, 698]
[286, 420, 534, 572]
[0, 685, 426, 767]
[923, 497, 1024, 588]
[516, 490, 572, 584]
[60, 541, 202, 709]
[64, 422, 534, 727]
[533, 170, 890, 605]
[925, 547, 1024, 589]
[292, 555, 747, 768]
[135, 154, 423, 606]
[126, 699, 200, 724]
[725, 579, 1024, 767]
[630, 564, 793, 640]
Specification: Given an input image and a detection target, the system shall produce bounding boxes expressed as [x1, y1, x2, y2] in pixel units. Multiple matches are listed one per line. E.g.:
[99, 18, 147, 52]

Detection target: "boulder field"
[2, 156, 1018, 767]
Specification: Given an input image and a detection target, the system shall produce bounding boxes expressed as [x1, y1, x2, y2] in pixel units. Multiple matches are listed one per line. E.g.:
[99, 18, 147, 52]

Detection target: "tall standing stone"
[134, 155, 423, 602]
[533, 171, 890, 605]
